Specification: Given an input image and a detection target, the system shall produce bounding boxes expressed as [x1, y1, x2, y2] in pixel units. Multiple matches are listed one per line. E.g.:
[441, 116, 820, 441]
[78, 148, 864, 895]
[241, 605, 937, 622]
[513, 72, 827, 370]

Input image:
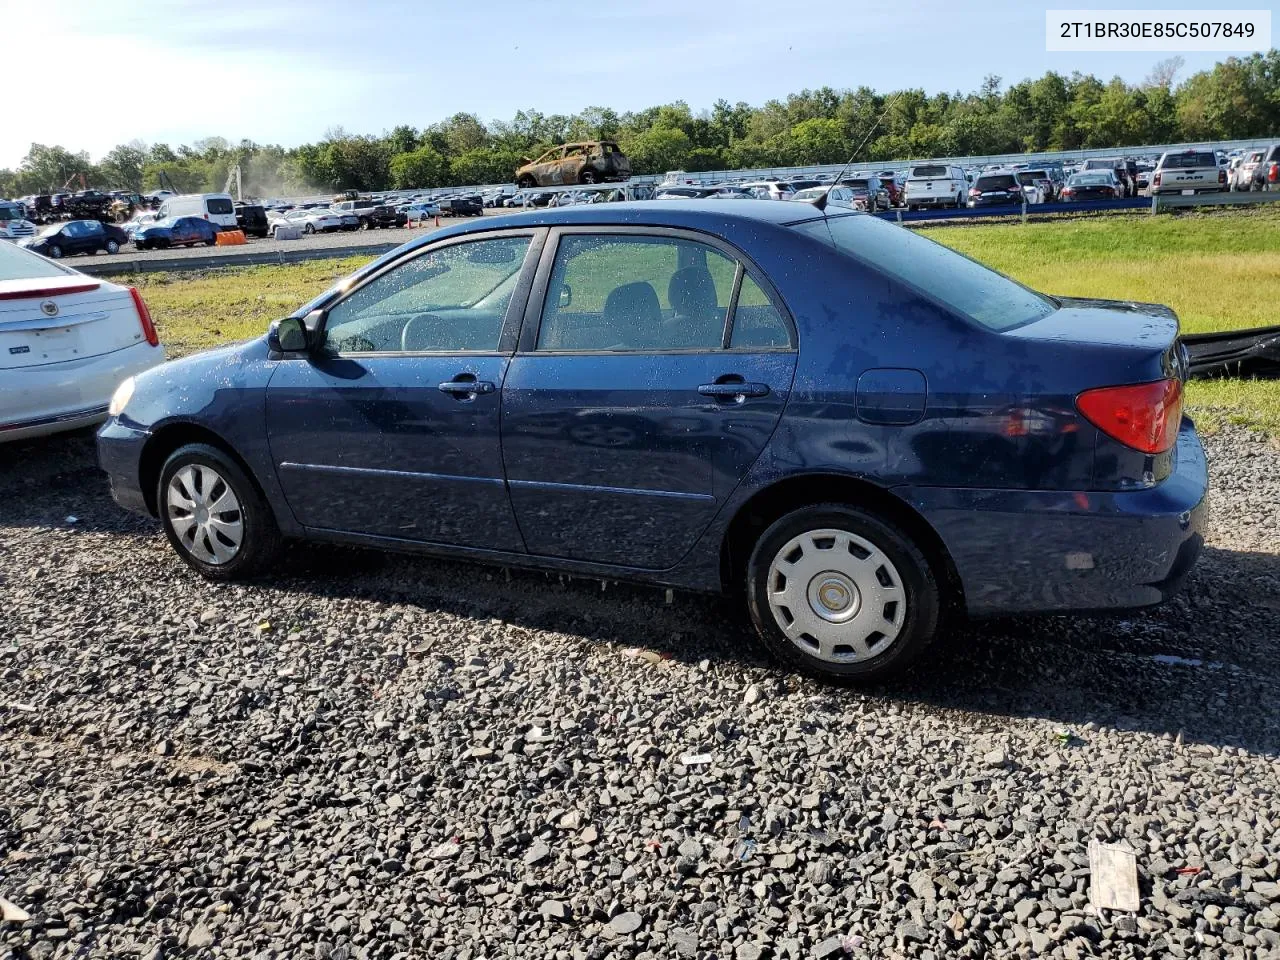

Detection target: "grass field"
[129, 205, 1280, 431]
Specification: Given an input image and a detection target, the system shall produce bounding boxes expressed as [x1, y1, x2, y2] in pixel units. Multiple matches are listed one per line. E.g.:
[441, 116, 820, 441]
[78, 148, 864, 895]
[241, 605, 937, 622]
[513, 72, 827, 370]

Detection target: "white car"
[902, 163, 969, 210]
[0, 241, 165, 442]
[121, 211, 159, 239]
[285, 208, 343, 233]
[404, 202, 441, 224]
[790, 186, 856, 208]
[739, 181, 794, 200]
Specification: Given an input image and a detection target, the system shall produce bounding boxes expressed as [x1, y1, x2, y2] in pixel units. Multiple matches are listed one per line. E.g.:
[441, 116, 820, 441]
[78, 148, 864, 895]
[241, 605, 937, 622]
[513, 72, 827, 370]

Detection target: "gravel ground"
[2, 427, 1279, 960]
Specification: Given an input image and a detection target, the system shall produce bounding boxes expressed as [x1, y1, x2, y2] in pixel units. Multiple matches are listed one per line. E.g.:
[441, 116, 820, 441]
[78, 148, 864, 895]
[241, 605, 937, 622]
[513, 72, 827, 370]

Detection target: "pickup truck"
[0, 200, 36, 241]
[1151, 150, 1227, 196]
[330, 198, 406, 229]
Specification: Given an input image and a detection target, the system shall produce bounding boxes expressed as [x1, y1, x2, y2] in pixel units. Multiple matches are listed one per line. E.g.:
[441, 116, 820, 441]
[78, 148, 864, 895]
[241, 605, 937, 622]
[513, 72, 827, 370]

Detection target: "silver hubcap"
[767, 528, 906, 663]
[166, 464, 244, 565]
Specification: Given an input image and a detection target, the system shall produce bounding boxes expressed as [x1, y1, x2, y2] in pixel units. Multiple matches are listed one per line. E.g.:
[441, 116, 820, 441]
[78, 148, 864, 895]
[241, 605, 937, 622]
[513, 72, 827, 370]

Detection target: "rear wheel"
[745, 504, 940, 683]
[48, 245, 63, 259]
[304, 223, 315, 234]
[517, 175, 536, 188]
[158, 443, 281, 581]
[580, 168, 597, 184]
[105, 239, 120, 254]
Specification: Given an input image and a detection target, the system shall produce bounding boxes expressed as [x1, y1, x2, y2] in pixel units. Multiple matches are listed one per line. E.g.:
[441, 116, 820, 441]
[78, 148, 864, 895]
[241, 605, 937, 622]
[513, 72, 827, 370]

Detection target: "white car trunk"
[0, 276, 144, 371]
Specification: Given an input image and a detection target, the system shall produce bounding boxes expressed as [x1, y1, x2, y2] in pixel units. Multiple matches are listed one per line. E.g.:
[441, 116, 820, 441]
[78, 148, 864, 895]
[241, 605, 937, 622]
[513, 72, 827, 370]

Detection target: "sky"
[2, 0, 1254, 168]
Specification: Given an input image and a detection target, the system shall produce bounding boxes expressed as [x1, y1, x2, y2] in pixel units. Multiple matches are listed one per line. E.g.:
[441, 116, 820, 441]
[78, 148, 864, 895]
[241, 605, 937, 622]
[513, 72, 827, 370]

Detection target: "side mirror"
[268, 316, 310, 354]
[558, 284, 573, 309]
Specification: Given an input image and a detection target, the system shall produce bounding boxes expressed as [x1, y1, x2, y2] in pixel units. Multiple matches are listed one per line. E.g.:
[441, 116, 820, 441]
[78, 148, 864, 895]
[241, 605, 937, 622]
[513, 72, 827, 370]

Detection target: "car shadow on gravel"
[6, 430, 1279, 756]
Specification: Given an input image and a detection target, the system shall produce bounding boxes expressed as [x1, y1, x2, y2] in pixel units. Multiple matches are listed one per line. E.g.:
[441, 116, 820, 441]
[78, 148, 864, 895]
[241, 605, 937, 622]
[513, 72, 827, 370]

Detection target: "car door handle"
[698, 382, 770, 399]
[438, 378, 495, 396]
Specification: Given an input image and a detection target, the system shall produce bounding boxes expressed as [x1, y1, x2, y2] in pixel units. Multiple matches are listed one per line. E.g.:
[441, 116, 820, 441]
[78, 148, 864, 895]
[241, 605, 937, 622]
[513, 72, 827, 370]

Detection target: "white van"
[0, 200, 36, 241]
[901, 163, 969, 210]
[155, 193, 237, 229]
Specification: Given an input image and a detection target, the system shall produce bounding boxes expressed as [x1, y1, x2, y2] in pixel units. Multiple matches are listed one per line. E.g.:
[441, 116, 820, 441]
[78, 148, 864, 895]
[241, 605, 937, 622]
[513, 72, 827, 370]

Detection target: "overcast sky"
[3, 0, 1242, 168]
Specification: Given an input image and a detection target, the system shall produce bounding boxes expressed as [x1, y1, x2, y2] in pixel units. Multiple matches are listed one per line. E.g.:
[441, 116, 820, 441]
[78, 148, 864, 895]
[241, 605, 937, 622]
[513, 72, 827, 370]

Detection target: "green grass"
[133, 206, 1280, 431]
[923, 206, 1280, 432]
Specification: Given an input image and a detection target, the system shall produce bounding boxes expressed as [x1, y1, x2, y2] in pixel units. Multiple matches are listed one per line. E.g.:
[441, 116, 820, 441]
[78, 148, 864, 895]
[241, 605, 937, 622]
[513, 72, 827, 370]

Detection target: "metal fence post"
[896, 210, 903, 225]
[1151, 195, 1159, 215]
[1021, 201, 1028, 224]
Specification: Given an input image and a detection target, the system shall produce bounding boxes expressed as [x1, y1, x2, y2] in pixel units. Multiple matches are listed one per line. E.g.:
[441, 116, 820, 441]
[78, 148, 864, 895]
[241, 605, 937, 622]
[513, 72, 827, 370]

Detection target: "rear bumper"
[895, 420, 1208, 615]
[0, 342, 165, 443]
[904, 194, 953, 206]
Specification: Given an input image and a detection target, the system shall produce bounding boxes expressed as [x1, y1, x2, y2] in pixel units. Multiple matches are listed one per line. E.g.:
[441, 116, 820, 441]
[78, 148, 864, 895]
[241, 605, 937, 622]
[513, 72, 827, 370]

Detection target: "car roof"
[437, 199, 828, 233]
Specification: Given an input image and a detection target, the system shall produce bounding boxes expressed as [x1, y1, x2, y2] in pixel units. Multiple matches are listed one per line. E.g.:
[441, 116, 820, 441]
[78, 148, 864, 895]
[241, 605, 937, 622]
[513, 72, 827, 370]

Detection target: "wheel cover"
[766, 527, 906, 663]
[166, 464, 244, 565]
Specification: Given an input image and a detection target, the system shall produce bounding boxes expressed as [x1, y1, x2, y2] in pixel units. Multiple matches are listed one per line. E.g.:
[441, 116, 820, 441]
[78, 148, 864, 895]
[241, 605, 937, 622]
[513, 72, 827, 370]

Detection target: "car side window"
[730, 274, 791, 349]
[537, 235, 737, 352]
[322, 236, 531, 355]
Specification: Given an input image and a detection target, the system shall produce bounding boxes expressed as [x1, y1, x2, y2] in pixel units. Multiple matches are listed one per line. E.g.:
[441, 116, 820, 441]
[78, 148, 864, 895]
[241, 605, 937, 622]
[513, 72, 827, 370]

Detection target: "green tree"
[790, 118, 847, 164]
[390, 146, 447, 189]
[101, 141, 148, 191]
[620, 127, 691, 175]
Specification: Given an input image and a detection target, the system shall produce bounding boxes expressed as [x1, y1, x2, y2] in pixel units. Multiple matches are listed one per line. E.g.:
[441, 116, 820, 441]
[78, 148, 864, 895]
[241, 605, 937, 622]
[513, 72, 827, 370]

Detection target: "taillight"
[128, 286, 159, 347]
[1218, 170, 1227, 184]
[1153, 173, 1161, 187]
[969, 188, 980, 197]
[1270, 163, 1279, 182]
[1076, 379, 1182, 454]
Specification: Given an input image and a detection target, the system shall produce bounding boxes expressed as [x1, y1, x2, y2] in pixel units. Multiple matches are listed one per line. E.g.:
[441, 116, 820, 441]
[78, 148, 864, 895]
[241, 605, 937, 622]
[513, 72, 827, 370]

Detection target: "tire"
[158, 443, 282, 581]
[517, 175, 536, 189]
[304, 223, 314, 234]
[105, 239, 120, 254]
[580, 168, 597, 185]
[205, 237, 217, 246]
[48, 245, 63, 259]
[745, 504, 940, 684]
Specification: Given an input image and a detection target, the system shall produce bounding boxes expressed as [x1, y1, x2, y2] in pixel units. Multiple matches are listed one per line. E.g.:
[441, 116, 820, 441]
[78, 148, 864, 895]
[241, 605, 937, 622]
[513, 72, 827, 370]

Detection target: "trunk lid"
[1003, 296, 1182, 379]
[0, 276, 143, 370]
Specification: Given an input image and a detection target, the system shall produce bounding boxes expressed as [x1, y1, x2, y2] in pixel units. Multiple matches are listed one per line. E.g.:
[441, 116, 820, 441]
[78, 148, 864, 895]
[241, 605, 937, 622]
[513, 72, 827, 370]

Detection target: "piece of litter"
[0, 895, 30, 923]
[680, 753, 713, 765]
[1149, 654, 1208, 668]
[64, 516, 78, 524]
[733, 838, 757, 861]
[1175, 865, 1201, 875]
[1089, 840, 1140, 912]
[5, 703, 36, 713]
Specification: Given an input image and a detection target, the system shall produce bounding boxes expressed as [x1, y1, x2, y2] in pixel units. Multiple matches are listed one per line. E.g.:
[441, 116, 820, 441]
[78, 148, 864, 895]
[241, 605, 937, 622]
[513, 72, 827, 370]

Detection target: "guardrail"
[1153, 189, 1280, 211]
[75, 241, 402, 278]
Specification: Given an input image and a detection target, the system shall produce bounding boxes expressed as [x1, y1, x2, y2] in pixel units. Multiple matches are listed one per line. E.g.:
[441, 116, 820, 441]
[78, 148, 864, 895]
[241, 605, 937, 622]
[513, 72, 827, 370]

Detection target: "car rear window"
[975, 175, 1018, 190]
[842, 179, 870, 189]
[206, 197, 234, 215]
[1161, 152, 1217, 169]
[910, 165, 947, 178]
[795, 215, 1054, 332]
[0, 240, 72, 280]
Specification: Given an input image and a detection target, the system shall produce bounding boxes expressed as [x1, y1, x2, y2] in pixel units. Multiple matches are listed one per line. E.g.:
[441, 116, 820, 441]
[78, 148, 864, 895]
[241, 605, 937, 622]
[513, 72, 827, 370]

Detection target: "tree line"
[2, 53, 1277, 198]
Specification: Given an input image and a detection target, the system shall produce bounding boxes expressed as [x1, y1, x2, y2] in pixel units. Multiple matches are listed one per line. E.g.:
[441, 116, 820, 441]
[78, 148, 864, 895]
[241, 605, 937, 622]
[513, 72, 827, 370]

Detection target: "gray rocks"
[608, 912, 643, 935]
[2, 427, 1280, 960]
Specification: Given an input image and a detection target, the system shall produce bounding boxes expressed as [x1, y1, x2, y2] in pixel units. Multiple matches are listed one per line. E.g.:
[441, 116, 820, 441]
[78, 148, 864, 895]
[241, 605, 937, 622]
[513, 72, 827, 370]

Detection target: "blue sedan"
[134, 216, 219, 250]
[97, 201, 1207, 683]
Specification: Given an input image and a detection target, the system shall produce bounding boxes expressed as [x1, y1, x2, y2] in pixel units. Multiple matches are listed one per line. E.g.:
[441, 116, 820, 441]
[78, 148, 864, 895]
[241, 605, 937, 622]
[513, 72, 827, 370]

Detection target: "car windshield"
[0, 239, 69, 280]
[0, 206, 22, 222]
[39, 224, 64, 237]
[795, 214, 1055, 332]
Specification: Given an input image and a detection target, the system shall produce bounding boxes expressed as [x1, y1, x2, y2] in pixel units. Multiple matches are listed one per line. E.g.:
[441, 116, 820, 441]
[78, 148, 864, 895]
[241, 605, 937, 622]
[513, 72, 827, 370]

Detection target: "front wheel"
[745, 504, 940, 683]
[580, 168, 597, 184]
[158, 443, 282, 581]
[304, 223, 314, 234]
[105, 239, 120, 254]
[47, 245, 63, 259]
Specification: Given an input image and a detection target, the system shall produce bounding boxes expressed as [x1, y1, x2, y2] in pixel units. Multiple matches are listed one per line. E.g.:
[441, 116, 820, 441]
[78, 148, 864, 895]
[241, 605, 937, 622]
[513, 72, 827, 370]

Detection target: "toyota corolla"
[96, 201, 1207, 683]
